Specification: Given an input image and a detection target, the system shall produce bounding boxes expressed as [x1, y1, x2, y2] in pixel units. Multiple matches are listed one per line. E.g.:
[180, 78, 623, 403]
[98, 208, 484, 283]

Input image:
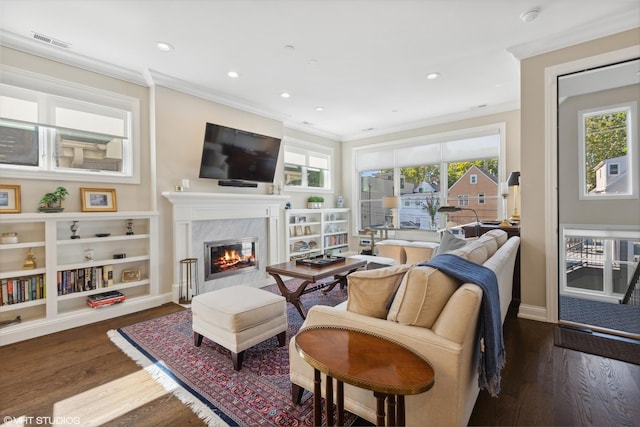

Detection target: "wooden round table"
[295, 325, 435, 426]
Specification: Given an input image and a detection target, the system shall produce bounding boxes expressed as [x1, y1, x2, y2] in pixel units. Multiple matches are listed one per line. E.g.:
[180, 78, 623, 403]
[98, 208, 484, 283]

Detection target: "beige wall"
[154, 86, 340, 294]
[0, 47, 152, 212]
[520, 28, 639, 311]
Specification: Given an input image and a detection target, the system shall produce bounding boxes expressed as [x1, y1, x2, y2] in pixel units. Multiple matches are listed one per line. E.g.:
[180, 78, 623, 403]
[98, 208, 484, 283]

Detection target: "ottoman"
[192, 286, 287, 370]
[403, 241, 440, 264]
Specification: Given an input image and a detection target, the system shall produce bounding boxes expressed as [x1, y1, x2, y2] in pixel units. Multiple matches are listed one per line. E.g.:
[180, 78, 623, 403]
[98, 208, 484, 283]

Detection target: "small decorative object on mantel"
[39, 186, 68, 213]
[70, 221, 80, 239]
[23, 248, 36, 270]
[307, 196, 324, 209]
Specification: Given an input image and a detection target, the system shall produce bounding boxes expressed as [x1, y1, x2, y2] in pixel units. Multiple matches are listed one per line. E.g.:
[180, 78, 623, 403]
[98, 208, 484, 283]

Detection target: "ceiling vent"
[31, 32, 71, 49]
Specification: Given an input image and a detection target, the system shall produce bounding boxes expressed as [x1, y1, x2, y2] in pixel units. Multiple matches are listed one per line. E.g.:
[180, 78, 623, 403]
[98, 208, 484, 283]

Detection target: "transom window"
[283, 141, 332, 191]
[0, 67, 139, 183]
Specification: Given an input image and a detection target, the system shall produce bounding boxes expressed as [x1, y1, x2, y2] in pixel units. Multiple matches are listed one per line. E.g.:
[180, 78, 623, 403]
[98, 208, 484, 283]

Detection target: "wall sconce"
[382, 196, 400, 227]
[507, 171, 521, 222]
[437, 205, 479, 237]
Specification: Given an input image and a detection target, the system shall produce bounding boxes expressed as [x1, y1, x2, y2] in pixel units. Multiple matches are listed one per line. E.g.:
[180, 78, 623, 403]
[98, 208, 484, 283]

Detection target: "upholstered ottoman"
[349, 254, 396, 270]
[403, 241, 440, 264]
[192, 286, 287, 370]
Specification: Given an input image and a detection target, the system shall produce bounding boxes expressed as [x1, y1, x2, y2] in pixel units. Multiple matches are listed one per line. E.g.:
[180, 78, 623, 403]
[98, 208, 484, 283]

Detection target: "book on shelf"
[87, 290, 126, 308]
[57, 265, 115, 295]
[0, 274, 46, 306]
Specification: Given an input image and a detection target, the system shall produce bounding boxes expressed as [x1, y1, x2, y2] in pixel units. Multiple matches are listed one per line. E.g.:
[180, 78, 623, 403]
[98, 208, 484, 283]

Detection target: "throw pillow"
[346, 265, 410, 319]
[435, 230, 467, 255]
[387, 265, 459, 328]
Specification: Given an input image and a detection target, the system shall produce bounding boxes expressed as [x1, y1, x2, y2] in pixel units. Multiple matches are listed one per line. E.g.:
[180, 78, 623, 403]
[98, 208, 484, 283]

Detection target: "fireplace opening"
[204, 237, 258, 281]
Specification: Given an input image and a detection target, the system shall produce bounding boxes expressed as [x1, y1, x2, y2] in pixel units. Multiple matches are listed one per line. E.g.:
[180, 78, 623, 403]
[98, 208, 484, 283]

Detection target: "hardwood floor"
[1, 303, 638, 426]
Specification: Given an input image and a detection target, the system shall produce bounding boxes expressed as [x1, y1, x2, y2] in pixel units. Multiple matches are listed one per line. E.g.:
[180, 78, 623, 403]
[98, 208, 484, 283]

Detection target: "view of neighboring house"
[446, 165, 499, 225]
[592, 155, 628, 194]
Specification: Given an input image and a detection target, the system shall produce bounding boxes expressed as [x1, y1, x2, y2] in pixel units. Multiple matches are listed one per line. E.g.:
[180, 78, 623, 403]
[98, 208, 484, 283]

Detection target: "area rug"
[108, 280, 360, 426]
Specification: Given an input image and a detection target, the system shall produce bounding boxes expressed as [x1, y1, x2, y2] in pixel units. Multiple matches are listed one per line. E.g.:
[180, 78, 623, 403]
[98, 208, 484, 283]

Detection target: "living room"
[1, 1, 639, 426]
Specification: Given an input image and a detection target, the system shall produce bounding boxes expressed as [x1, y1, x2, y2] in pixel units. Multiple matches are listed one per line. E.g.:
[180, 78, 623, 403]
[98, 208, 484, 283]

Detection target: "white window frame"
[351, 123, 506, 232]
[478, 192, 486, 204]
[283, 138, 333, 192]
[470, 173, 478, 184]
[0, 66, 140, 184]
[577, 102, 637, 200]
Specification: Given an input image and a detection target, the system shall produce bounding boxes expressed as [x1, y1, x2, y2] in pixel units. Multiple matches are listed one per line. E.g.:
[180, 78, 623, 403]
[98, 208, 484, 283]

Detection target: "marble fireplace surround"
[162, 192, 289, 301]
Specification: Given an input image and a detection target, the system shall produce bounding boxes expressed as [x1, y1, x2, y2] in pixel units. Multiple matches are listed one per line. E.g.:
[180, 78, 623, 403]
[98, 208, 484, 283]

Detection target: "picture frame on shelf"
[80, 188, 117, 212]
[121, 269, 141, 282]
[0, 184, 21, 214]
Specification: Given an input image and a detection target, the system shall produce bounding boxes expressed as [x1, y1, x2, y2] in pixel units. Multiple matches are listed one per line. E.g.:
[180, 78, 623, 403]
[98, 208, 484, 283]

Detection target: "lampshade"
[507, 171, 520, 187]
[382, 196, 400, 209]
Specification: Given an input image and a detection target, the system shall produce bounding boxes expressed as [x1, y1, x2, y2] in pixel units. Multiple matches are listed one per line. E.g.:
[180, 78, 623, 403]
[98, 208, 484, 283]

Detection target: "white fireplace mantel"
[162, 192, 290, 297]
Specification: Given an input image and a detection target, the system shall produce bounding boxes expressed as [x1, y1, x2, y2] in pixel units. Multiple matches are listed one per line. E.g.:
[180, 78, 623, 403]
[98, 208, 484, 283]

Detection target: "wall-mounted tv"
[198, 122, 282, 184]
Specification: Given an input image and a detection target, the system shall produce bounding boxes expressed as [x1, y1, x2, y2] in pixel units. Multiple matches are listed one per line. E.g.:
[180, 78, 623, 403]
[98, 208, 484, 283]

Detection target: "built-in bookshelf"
[285, 208, 350, 260]
[0, 212, 161, 345]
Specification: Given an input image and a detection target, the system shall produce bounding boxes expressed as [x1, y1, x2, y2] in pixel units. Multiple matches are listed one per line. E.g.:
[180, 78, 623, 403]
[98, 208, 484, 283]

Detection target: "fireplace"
[205, 237, 258, 281]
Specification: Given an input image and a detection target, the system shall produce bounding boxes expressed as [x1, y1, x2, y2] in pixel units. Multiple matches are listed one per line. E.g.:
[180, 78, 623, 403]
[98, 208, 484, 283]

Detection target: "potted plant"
[307, 196, 324, 209]
[424, 193, 440, 229]
[39, 186, 69, 213]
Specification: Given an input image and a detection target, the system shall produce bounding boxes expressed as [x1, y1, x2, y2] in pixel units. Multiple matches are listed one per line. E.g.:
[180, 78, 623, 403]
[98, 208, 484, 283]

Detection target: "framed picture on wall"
[80, 188, 118, 212]
[0, 184, 21, 214]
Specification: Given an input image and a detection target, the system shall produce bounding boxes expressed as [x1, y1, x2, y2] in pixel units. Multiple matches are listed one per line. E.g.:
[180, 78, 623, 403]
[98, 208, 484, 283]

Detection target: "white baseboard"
[517, 304, 550, 322]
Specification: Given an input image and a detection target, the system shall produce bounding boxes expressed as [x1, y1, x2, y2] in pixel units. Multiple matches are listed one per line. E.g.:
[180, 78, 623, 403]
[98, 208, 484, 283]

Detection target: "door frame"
[543, 45, 640, 323]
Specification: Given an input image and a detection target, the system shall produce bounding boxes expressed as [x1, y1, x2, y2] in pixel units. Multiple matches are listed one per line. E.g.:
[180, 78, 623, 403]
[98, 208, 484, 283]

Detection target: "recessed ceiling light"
[520, 8, 540, 23]
[227, 71, 239, 78]
[426, 72, 440, 80]
[280, 92, 291, 98]
[155, 41, 174, 51]
[314, 106, 324, 112]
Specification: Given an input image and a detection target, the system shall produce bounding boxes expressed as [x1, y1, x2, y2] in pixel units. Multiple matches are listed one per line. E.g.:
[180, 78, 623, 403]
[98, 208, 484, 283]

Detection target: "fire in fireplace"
[204, 237, 258, 281]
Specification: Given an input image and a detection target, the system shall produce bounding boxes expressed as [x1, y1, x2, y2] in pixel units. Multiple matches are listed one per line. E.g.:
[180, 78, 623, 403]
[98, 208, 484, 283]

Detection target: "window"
[283, 141, 332, 190]
[355, 126, 504, 230]
[0, 67, 139, 183]
[578, 102, 638, 199]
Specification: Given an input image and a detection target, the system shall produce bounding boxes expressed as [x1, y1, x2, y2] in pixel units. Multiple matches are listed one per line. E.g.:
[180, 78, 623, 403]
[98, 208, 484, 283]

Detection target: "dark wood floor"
[1, 303, 639, 426]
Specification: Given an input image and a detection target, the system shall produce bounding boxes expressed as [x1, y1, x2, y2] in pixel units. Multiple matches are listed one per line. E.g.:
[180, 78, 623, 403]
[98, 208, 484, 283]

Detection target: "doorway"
[555, 58, 640, 362]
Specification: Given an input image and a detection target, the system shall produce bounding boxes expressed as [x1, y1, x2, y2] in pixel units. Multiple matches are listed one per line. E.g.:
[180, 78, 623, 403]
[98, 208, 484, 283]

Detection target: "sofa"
[289, 229, 520, 427]
[376, 239, 440, 264]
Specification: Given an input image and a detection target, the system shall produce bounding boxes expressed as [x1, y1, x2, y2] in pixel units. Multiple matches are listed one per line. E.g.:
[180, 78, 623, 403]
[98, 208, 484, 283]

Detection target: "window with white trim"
[355, 129, 503, 230]
[578, 102, 637, 199]
[0, 67, 139, 183]
[470, 174, 478, 184]
[283, 143, 332, 190]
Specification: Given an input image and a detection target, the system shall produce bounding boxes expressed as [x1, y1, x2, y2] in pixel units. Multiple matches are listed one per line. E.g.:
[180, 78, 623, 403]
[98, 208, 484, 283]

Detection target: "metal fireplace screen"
[204, 237, 258, 280]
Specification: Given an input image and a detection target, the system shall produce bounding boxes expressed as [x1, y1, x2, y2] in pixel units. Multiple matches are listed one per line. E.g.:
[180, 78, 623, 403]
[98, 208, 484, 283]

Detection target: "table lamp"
[507, 171, 520, 222]
[382, 196, 400, 227]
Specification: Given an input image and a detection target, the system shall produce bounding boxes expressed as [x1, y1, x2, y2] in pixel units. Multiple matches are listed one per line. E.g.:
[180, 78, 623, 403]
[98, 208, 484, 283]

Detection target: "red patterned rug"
[108, 281, 360, 426]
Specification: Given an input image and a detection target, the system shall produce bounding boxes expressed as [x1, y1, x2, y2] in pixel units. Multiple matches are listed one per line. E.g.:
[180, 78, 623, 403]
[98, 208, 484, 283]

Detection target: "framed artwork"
[0, 184, 21, 213]
[80, 188, 117, 212]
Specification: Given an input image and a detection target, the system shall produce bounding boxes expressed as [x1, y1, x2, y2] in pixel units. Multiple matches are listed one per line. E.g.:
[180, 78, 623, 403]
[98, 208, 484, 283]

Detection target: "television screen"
[199, 123, 281, 183]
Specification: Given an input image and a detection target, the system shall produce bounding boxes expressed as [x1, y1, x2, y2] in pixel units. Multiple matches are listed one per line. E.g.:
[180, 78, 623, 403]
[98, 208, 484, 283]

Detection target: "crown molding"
[508, 11, 639, 60]
[340, 101, 520, 142]
[147, 69, 289, 123]
[0, 29, 148, 86]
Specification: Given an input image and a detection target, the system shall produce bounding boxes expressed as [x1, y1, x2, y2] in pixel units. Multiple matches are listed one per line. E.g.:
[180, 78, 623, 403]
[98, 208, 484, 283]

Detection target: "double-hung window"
[283, 142, 332, 191]
[0, 67, 139, 183]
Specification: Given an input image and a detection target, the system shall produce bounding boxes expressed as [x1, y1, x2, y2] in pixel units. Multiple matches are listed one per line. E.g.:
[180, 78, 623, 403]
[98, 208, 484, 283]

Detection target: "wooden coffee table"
[295, 325, 435, 426]
[266, 258, 366, 319]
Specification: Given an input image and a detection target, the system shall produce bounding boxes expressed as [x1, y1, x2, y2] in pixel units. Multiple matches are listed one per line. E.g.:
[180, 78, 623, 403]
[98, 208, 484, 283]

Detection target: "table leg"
[326, 375, 334, 426]
[374, 392, 387, 426]
[336, 380, 344, 426]
[386, 395, 396, 427]
[313, 369, 322, 427]
[269, 273, 310, 319]
[397, 395, 406, 426]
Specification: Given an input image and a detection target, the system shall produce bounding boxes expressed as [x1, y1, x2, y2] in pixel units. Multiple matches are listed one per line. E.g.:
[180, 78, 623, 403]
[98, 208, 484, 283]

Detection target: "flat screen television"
[198, 122, 281, 184]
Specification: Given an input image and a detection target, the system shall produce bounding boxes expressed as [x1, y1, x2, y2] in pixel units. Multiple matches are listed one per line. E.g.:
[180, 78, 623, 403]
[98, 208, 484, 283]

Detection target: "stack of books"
[87, 290, 125, 308]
